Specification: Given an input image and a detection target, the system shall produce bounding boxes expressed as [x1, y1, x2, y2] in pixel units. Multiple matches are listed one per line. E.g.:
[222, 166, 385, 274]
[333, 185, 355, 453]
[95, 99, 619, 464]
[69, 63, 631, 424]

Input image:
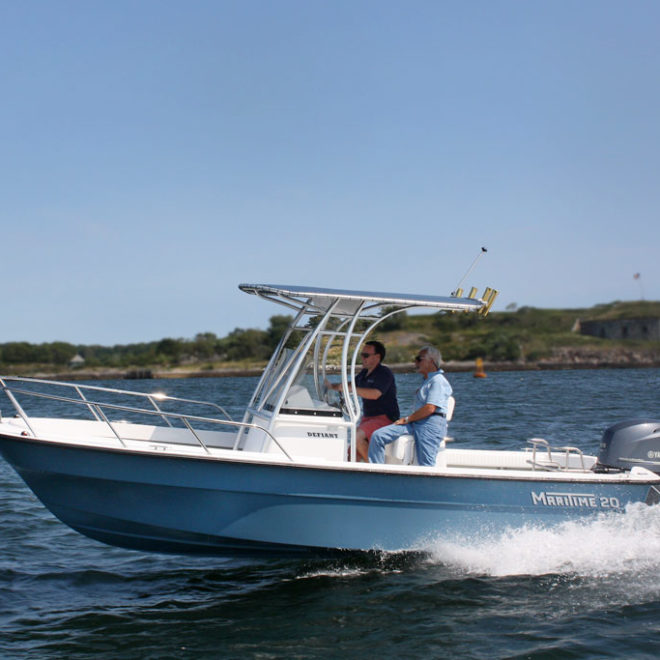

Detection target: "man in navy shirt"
[329, 340, 399, 461]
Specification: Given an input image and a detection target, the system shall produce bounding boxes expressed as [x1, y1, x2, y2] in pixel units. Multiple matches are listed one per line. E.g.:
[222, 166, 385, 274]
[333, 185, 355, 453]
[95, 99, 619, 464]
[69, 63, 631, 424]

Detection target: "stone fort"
[579, 318, 660, 341]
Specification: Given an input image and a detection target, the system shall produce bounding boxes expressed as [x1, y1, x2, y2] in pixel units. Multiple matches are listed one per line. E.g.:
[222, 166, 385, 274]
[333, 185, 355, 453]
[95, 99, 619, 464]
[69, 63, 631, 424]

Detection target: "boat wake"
[427, 503, 660, 578]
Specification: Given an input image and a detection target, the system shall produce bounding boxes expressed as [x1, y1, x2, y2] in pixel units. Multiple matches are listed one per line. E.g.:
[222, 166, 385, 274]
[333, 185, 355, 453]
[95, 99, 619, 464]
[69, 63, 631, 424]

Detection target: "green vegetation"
[579, 300, 660, 321]
[0, 315, 294, 374]
[417, 302, 660, 364]
[1, 302, 659, 375]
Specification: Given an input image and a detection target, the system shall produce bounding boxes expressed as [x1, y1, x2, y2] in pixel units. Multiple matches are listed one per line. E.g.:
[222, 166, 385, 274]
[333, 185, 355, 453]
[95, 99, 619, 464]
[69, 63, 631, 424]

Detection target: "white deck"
[2, 416, 658, 484]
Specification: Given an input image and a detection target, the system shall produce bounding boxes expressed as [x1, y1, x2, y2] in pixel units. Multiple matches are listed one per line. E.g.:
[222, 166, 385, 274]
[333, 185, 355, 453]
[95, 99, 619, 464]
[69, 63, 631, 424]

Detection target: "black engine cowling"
[596, 419, 660, 474]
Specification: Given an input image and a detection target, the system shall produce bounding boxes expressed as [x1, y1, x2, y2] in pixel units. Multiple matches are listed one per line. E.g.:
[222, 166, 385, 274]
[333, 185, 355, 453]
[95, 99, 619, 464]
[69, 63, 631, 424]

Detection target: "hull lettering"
[531, 491, 621, 509]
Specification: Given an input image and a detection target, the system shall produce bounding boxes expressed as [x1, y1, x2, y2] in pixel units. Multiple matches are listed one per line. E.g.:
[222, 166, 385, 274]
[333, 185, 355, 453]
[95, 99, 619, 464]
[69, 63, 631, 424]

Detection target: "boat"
[2, 283, 660, 557]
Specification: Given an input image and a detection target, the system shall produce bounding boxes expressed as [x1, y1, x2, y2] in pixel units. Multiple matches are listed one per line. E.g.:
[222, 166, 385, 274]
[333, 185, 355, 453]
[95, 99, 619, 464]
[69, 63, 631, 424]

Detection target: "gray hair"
[419, 345, 442, 369]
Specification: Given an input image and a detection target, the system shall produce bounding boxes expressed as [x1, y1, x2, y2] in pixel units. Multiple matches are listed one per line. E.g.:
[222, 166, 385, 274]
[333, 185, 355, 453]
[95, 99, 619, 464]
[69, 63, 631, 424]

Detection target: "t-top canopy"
[239, 283, 491, 317]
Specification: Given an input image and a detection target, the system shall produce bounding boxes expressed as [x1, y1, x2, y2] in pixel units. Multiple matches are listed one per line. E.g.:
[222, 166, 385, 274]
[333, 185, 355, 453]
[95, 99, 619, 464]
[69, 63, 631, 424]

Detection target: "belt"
[432, 411, 445, 418]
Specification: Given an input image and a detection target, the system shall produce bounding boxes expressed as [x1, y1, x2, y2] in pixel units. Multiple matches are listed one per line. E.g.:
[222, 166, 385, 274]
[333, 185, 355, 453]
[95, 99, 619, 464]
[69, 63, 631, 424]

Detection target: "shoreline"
[14, 358, 660, 381]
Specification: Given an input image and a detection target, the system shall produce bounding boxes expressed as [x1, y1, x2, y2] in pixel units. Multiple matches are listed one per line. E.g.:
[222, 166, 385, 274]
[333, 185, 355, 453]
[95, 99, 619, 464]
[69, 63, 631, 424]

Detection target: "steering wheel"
[321, 380, 344, 409]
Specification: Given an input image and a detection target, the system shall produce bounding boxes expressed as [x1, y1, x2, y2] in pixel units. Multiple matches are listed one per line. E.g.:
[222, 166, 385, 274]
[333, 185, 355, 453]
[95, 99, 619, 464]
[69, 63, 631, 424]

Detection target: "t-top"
[355, 363, 400, 421]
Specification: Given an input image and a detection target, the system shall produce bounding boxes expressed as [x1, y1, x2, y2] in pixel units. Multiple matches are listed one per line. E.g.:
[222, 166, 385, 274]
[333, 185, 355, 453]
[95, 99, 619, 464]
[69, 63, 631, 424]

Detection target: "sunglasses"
[414, 355, 426, 362]
[361, 352, 376, 358]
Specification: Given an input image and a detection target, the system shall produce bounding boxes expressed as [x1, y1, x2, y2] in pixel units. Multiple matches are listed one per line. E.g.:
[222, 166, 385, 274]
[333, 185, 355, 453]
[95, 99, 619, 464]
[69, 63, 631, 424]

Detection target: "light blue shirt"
[414, 369, 452, 423]
[369, 368, 452, 466]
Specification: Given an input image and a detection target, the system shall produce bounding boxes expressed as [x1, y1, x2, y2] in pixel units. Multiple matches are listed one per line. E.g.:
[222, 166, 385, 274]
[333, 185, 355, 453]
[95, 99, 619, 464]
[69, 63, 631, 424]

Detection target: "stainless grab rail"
[526, 437, 586, 472]
[0, 376, 233, 420]
[0, 377, 293, 461]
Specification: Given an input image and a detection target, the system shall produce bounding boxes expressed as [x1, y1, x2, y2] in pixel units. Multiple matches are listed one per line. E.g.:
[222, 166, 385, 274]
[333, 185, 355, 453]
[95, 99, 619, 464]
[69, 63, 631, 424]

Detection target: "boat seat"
[384, 396, 455, 467]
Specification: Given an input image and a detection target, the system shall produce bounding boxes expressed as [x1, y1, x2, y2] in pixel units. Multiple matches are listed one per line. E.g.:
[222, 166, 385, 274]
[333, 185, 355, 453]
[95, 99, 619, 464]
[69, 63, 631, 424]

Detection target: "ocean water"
[1, 369, 660, 658]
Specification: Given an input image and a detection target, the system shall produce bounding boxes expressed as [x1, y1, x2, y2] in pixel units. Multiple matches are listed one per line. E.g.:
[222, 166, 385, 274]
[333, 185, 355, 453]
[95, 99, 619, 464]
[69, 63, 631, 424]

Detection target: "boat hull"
[1, 433, 658, 556]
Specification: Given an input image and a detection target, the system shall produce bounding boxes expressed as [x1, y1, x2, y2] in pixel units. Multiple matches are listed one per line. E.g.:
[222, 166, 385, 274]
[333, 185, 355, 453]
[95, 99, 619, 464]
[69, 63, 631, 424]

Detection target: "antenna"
[453, 247, 487, 296]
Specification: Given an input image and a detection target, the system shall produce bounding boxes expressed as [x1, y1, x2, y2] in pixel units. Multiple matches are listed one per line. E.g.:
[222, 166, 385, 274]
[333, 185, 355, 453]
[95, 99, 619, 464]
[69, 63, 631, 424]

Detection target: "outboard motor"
[596, 419, 660, 474]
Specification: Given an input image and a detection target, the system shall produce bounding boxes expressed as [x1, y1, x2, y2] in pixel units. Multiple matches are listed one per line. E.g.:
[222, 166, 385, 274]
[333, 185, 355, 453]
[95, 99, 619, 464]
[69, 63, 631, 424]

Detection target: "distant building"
[69, 354, 85, 368]
[579, 318, 660, 341]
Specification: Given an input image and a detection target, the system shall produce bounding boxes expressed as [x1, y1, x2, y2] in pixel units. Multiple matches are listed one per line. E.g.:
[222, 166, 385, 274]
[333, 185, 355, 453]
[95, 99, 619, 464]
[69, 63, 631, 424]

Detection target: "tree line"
[0, 315, 294, 369]
[0, 307, 539, 368]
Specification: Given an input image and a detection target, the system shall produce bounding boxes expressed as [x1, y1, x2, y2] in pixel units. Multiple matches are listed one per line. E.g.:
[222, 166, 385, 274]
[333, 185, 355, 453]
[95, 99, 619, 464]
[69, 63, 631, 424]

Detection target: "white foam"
[427, 503, 660, 578]
[296, 567, 383, 580]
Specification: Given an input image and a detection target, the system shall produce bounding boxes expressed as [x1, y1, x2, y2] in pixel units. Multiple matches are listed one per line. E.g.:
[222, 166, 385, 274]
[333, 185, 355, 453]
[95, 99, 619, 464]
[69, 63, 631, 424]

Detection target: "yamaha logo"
[647, 450, 660, 459]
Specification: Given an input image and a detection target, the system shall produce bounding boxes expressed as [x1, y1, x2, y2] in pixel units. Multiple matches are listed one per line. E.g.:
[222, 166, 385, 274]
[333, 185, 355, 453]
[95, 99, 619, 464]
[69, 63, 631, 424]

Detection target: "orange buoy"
[474, 357, 487, 378]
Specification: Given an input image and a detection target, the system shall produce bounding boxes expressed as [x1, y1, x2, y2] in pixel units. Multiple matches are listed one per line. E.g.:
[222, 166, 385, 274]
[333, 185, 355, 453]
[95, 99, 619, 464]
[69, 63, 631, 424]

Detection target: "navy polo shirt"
[355, 363, 400, 421]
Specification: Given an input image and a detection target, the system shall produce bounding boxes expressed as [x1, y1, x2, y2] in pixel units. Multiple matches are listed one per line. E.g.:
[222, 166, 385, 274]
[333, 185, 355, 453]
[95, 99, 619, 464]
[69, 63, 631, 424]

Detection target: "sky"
[2, 1, 659, 346]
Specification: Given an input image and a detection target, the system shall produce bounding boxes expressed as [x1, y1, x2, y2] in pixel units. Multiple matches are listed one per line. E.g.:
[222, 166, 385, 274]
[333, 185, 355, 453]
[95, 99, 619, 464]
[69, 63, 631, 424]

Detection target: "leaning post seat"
[384, 396, 455, 467]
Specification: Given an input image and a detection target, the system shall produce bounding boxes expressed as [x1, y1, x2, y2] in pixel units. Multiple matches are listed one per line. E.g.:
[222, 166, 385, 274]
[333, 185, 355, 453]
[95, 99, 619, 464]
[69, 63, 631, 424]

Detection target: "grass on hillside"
[373, 302, 660, 364]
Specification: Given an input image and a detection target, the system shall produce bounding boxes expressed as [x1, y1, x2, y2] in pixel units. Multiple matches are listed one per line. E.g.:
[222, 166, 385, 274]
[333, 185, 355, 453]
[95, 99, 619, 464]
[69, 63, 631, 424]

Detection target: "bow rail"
[0, 376, 293, 461]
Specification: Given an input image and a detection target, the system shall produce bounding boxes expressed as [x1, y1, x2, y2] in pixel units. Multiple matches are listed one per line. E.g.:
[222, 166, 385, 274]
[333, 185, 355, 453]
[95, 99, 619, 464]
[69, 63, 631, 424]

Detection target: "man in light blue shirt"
[368, 345, 452, 466]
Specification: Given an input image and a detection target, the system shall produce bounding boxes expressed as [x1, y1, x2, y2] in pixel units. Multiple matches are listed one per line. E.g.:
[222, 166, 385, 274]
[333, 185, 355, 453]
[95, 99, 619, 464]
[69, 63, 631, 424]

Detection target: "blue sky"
[2, 1, 659, 345]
